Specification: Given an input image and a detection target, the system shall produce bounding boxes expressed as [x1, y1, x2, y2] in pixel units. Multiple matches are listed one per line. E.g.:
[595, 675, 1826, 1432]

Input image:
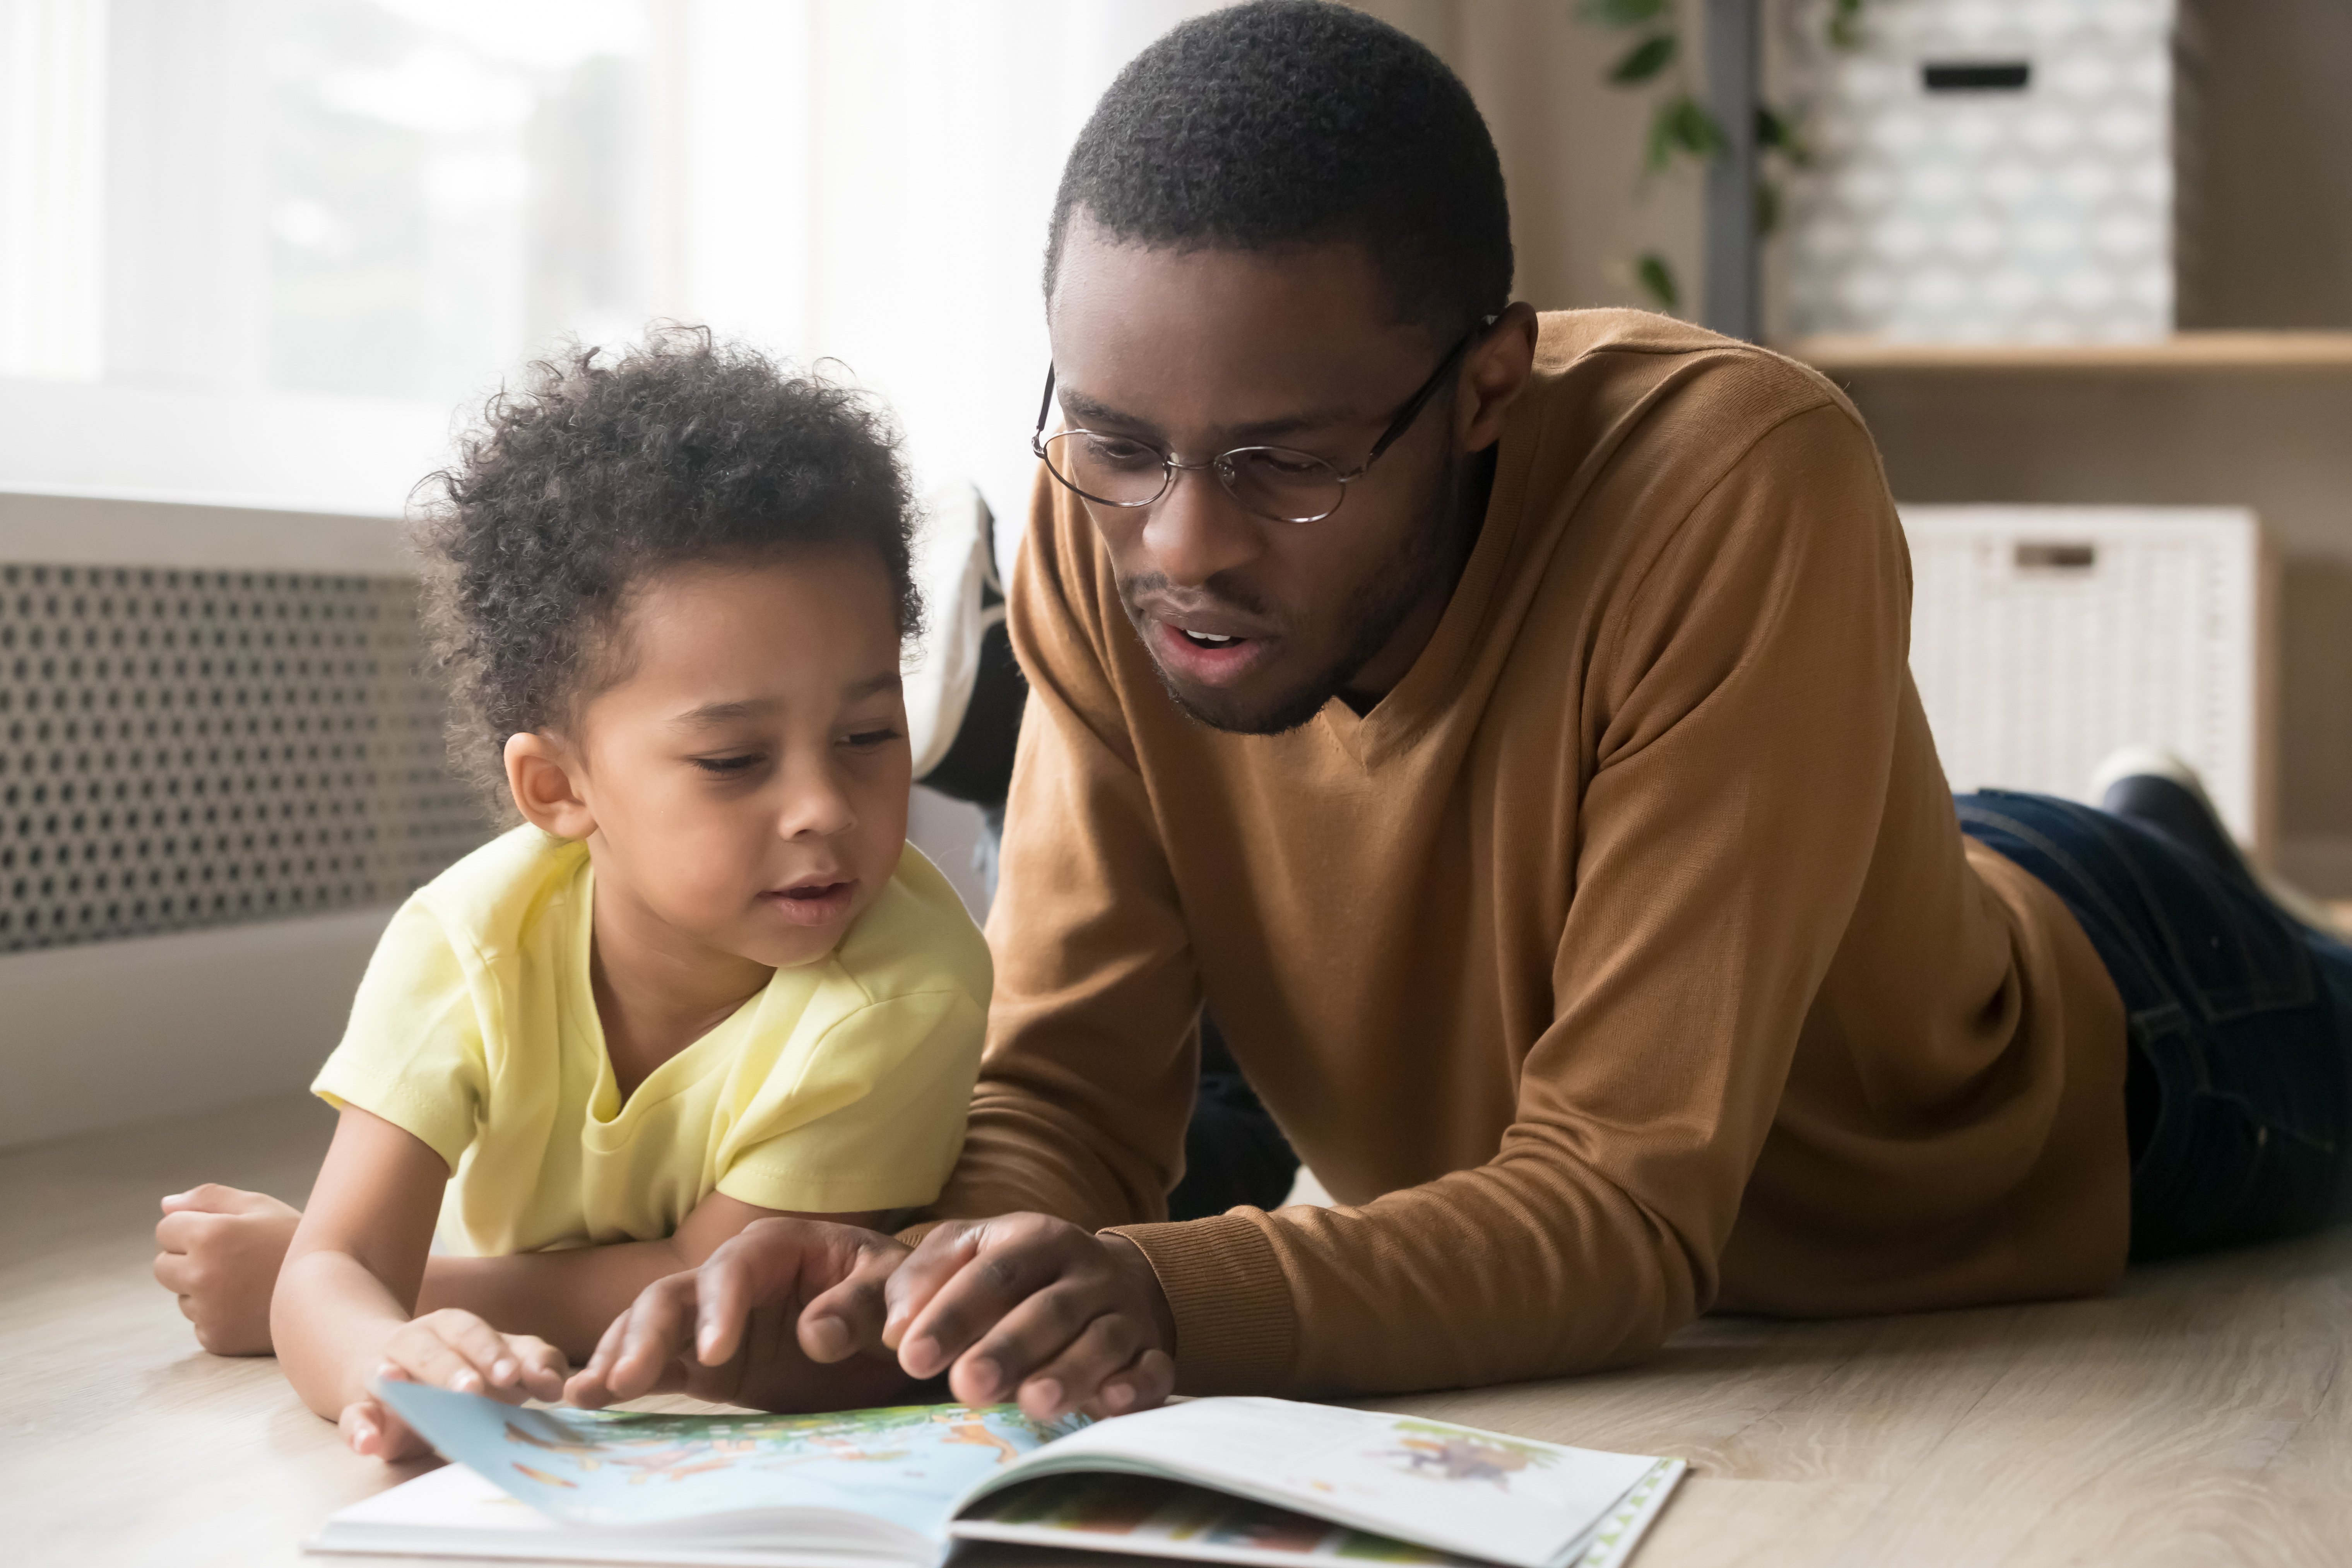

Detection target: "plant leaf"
[1829, 0, 1865, 50]
[1755, 104, 1788, 149]
[1608, 32, 1677, 84]
[1645, 100, 1678, 171]
[1577, 0, 1669, 28]
[1636, 252, 1680, 312]
[1666, 95, 1724, 158]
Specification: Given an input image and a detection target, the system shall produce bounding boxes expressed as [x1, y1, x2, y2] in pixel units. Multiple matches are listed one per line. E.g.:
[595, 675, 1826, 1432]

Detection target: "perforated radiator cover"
[0, 563, 490, 953]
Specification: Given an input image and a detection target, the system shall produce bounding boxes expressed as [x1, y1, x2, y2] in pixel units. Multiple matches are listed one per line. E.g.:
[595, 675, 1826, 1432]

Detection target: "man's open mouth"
[1181, 630, 1242, 647]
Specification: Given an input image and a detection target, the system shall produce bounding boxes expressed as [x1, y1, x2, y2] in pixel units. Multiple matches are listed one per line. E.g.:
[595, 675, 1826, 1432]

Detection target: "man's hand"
[344, 1308, 567, 1461]
[810, 1214, 1178, 1421]
[153, 1185, 303, 1356]
[564, 1218, 918, 1413]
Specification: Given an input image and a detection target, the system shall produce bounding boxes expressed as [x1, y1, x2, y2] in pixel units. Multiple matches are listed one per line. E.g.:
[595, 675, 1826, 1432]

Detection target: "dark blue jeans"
[1957, 792, 2352, 1260]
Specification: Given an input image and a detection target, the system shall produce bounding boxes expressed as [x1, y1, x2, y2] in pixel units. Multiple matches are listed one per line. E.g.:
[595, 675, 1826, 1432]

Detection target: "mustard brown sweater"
[933, 310, 2128, 1397]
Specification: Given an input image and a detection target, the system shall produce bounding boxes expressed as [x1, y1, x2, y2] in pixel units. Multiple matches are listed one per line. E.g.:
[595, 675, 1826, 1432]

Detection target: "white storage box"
[1901, 504, 2272, 852]
[1782, 0, 2175, 343]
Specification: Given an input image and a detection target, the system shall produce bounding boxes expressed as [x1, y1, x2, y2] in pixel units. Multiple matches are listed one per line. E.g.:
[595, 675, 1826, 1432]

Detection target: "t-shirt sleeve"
[715, 988, 987, 1214]
[311, 896, 489, 1172]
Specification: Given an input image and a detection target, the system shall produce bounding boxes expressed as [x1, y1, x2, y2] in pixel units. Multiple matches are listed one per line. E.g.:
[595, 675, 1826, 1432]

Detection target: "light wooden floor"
[6, 1093, 2349, 1568]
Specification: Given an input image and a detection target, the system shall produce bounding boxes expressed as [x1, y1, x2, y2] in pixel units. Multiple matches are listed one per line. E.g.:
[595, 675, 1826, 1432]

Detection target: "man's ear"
[1456, 300, 1539, 453]
[504, 732, 596, 841]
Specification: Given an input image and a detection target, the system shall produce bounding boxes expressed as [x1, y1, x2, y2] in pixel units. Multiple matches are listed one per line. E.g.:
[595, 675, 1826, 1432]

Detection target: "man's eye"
[1082, 435, 1162, 471]
[691, 754, 761, 775]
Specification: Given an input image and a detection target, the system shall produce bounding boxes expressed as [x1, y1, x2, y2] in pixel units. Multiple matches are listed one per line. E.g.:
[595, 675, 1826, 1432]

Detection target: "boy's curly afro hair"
[414, 326, 919, 811]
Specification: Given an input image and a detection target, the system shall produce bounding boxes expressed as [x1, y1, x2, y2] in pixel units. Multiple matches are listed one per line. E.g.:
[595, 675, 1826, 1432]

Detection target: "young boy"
[151, 330, 988, 1459]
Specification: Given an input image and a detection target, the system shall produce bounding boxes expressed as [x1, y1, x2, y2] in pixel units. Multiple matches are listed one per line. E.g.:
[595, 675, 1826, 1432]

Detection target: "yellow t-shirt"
[312, 825, 990, 1256]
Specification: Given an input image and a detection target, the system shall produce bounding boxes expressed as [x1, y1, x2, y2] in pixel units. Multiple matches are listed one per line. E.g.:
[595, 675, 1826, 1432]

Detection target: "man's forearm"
[418, 1240, 692, 1363]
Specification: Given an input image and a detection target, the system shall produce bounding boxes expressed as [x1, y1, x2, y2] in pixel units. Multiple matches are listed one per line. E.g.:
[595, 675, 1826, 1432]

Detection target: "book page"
[970, 1399, 1659, 1568]
[372, 1381, 1083, 1544]
[954, 1459, 1685, 1568]
[954, 1472, 1485, 1568]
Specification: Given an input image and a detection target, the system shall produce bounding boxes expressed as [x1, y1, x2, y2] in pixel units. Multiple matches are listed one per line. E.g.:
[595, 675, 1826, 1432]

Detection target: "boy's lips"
[762, 879, 857, 926]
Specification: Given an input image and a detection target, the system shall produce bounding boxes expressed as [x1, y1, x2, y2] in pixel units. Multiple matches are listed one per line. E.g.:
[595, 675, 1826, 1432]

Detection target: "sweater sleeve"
[919, 466, 1206, 1238]
[946, 405, 1913, 1396]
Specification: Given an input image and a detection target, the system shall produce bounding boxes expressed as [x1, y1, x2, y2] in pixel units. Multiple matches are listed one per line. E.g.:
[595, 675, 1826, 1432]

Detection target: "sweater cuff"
[1107, 1213, 1295, 1395]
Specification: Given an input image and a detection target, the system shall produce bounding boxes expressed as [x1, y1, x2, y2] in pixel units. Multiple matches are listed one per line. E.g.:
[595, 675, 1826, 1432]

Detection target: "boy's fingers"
[152, 1209, 216, 1255]
[1007, 1308, 1151, 1420]
[510, 1336, 570, 1400]
[153, 1251, 196, 1294]
[390, 1314, 510, 1394]
[340, 1397, 426, 1460]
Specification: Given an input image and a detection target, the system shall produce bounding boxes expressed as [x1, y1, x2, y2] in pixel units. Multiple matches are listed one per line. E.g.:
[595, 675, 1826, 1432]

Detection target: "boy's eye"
[844, 728, 902, 749]
[691, 754, 763, 775]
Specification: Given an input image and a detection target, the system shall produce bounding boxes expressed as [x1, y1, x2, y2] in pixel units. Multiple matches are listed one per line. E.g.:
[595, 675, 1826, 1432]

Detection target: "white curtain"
[0, 0, 1210, 528]
[670, 0, 1209, 570]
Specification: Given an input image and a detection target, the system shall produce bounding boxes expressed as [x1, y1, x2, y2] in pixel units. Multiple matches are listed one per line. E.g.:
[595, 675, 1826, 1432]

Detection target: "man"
[571, 0, 2352, 1418]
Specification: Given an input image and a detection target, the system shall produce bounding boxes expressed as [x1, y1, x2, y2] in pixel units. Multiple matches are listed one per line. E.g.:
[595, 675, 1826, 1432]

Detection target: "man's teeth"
[1182, 630, 1237, 646]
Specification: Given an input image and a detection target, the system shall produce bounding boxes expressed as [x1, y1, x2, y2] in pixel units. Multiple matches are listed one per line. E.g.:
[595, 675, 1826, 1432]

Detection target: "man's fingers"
[594, 1277, 702, 1402]
[947, 1281, 1126, 1408]
[797, 1242, 908, 1365]
[1092, 1347, 1177, 1418]
[1006, 1308, 1152, 1419]
[894, 1222, 1086, 1382]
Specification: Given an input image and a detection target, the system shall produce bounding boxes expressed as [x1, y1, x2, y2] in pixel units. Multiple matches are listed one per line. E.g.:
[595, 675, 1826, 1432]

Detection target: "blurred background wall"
[2, 0, 2347, 1145]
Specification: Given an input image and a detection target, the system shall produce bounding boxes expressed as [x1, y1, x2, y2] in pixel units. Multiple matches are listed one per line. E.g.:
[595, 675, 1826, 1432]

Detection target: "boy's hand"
[566, 1219, 917, 1412]
[842, 1215, 1178, 1421]
[153, 1185, 303, 1355]
[342, 1308, 568, 1460]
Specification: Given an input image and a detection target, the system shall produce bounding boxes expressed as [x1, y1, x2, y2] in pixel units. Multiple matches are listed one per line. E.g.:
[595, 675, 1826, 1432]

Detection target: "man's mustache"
[1118, 571, 1272, 621]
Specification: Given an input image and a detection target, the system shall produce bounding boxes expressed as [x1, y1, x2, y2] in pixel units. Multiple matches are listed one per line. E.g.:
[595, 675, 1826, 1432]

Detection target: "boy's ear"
[503, 732, 596, 840]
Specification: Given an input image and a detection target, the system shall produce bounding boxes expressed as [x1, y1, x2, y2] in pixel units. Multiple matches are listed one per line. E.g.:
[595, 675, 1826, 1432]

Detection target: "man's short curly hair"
[414, 327, 919, 810]
[1046, 0, 1512, 335]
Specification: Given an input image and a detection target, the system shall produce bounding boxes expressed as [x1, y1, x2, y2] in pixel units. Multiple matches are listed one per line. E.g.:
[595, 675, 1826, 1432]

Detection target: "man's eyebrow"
[1055, 388, 1367, 446]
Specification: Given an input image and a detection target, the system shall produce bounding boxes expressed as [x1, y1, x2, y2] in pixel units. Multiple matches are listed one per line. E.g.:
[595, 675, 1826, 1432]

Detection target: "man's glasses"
[1031, 316, 1497, 526]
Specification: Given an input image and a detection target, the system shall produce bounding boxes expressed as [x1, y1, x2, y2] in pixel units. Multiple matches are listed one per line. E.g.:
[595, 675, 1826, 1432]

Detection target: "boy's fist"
[154, 1185, 303, 1356]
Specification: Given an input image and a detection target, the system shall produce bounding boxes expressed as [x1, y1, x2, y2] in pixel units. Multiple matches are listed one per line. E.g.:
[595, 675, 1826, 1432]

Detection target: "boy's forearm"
[272, 1249, 415, 1421]
[419, 1239, 693, 1362]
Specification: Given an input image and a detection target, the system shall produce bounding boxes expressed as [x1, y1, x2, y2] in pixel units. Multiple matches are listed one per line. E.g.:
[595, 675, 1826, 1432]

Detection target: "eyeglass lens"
[1040, 431, 1347, 524]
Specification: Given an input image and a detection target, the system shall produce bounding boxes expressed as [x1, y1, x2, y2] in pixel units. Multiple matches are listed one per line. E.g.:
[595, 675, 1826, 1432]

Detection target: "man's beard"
[1119, 451, 1469, 737]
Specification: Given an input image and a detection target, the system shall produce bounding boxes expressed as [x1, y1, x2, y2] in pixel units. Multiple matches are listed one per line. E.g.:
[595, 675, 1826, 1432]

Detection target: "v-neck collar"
[564, 862, 770, 1130]
[1314, 404, 1539, 770]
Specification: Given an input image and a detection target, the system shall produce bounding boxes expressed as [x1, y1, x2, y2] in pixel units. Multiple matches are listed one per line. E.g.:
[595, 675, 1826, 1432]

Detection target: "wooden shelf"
[1783, 331, 2352, 373]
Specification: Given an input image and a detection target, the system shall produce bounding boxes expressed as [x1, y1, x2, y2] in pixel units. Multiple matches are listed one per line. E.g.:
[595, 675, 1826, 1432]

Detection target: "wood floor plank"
[6, 1093, 2349, 1566]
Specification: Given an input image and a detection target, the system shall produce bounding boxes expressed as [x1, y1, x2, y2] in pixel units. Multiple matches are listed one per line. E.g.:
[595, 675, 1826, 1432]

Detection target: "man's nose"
[1138, 465, 1259, 589]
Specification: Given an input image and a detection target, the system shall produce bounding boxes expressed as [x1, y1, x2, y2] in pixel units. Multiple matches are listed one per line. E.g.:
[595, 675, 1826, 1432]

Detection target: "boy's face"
[528, 549, 913, 973]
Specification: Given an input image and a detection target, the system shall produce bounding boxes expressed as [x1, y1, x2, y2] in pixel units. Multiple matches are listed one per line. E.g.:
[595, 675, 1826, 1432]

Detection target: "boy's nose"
[777, 767, 858, 840]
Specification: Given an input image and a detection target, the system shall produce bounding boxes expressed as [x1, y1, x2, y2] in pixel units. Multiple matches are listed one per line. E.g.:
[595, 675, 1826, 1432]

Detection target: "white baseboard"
[0, 908, 393, 1151]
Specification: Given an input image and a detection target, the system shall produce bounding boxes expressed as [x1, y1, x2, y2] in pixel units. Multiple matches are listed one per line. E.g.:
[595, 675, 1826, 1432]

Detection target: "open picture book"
[308, 1382, 1685, 1568]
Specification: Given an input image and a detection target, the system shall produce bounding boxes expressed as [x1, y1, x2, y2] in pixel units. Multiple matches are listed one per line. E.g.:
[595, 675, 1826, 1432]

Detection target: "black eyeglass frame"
[1030, 313, 1500, 525]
